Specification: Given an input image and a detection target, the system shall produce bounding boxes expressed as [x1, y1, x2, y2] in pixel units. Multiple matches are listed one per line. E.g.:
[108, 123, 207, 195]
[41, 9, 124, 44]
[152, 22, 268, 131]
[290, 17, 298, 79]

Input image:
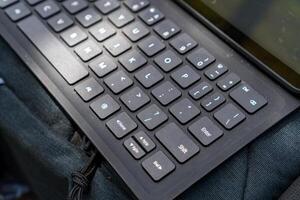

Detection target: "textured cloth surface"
[0, 36, 299, 200]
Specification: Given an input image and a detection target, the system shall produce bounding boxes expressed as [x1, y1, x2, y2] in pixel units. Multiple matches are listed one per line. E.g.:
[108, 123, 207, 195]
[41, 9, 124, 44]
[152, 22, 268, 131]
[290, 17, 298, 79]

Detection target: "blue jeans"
[0, 36, 299, 200]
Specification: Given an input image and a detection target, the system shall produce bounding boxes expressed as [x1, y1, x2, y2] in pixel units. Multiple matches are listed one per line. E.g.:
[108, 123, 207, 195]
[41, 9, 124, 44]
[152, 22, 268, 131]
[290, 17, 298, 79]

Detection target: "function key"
[201, 92, 225, 112]
[170, 33, 198, 54]
[74, 78, 104, 101]
[63, 0, 88, 14]
[204, 63, 228, 80]
[137, 104, 168, 130]
[169, 98, 200, 124]
[187, 48, 215, 70]
[95, 0, 120, 14]
[120, 87, 150, 111]
[74, 40, 102, 62]
[122, 21, 150, 42]
[124, 138, 145, 159]
[0, 0, 18, 8]
[138, 7, 164, 26]
[35, 0, 60, 19]
[138, 35, 165, 57]
[142, 151, 175, 181]
[152, 81, 181, 106]
[217, 73, 241, 91]
[135, 65, 163, 88]
[171, 65, 200, 88]
[133, 131, 155, 152]
[89, 55, 117, 78]
[154, 19, 181, 40]
[189, 82, 213, 100]
[108, 8, 134, 28]
[230, 83, 267, 114]
[26, 0, 43, 6]
[189, 116, 223, 146]
[5, 2, 31, 22]
[104, 35, 131, 56]
[154, 50, 182, 72]
[90, 94, 120, 119]
[48, 13, 74, 32]
[106, 112, 137, 138]
[61, 26, 88, 47]
[124, 0, 149, 12]
[76, 8, 102, 28]
[119, 50, 147, 72]
[89, 21, 116, 42]
[104, 70, 133, 94]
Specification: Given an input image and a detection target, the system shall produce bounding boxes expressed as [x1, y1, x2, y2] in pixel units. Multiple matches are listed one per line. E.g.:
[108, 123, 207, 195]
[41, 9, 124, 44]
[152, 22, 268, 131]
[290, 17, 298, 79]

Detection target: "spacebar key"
[18, 16, 88, 85]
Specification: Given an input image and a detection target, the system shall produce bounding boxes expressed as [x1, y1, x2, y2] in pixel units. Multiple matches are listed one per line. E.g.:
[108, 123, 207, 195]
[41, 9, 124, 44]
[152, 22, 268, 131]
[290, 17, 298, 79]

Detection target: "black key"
[154, 19, 181, 40]
[74, 78, 104, 101]
[104, 70, 133, 94]
[119, 50, 147, 72]
[35, 0, 60, 19]
[106, 112, 137, 138]
[169, 98, 200, 124]
[124, 0, 149, 12]
[171, 65, 200, 88]
[133, 131, 155, 152]
[201, 92, 225, 112]
[108, 8, 134, 28]
[48, 13, 74, 32]
[204, 63, 228, 80]
[0, 0, 18, 8]
[61, 26, 88, 47]
[189, 117, 223, 146]
[104, 35, 131, 56]
[230, 83, 267, 114]
[120, 87, 150, 111]
[170, 33, 197, 54]
[189, 82, 213, 100]
[26, 0, 42, 6]
[63, 0, 88, 14]
[76, 8, 102, 28]
[142, 151, 175, 181]
[217, 73, 241, 91]
[18, 16, 88, 85]
[214, 103, 246, 129]
[89, 55, 117, 78]
[138, 36, 165, 57]
[89, 21, 116, 42]
[124, 138, 145, 159]
[154, 50, 182, 72]
[74, 40, 102, 62]
[90, 94, 120, 119]
[135, 65, 163, 88]
[156, 123, 199, 163]
[152, 81, 181, 106]
[187, 48, 215, 70]
[5, 2, 31, 21]
[138, 7, 164, 26]
[95, 0, 120, 14]
[137, 104, 168, 130]
[123, 21, 150, 42]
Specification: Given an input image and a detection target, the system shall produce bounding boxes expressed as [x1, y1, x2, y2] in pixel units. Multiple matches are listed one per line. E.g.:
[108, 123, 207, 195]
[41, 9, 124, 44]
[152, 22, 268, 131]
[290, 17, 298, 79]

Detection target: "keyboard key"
[119, 50, 147, 72]
[26, 0, 42, 6]
[154, 19, 181, 40]
[138, 35, 165, 57]
[124, 0, 149, 12]
[137, 104, 168, 130]
[76, 8, 102, 28]
[5, 2, 31, 22]
[189, 117, 223, 146]
[61, 26, 88, 47]
[156, 123, 199, 163]
[120, 87, 150, 111]
[124, 138, 145, 159]
[95, 0, 120, 14]
[230, 83, 267, 114]
[187, 48, 215, 70]
[35, 0, 60, 19]
[108, 8, 134, 28]
[201, 92, 225, 112]
[189, 82, 213, 100]
[104, 70, 133, 94]
[169, 98, 200, 124]
[133, 131, 155, 152]
[89, 21, 116, 42]
[123, 21, 150, 42]
[135, 65, 163, 88]
[154, 50, 182, 72]
[139, 7, 164, 26]
[0, 0, 18, 8]
[106, 112, 137, 138]
[89, 55, 117, 78]
[48, 13, 74, 32]
[152, 81, 181, 106]
[90, 94, 120, 119]
[217, 73, 241, 91]
[171, 65, 200, 88]
[18, 16, 88, 85]
[104, 35, 131, 56]
[74, 40, 102, 62]
[170, 33, 197, 54]
[74, 78, 104, 101]
[204, 63, 228, 80]
[214, 103, 246, 129]
[63, 0, 88, 14]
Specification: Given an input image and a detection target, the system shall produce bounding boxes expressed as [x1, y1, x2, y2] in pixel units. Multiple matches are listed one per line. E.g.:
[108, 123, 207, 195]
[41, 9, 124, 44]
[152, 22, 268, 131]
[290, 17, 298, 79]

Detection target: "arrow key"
[134, 131, 156, 152]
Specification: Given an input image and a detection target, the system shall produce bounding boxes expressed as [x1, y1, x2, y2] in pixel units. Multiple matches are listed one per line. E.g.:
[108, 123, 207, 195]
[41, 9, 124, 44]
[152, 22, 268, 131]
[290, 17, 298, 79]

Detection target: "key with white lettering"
[106, 112, 137, 138]
[124, 138, 145, 159]
[134, 131, 155, 152]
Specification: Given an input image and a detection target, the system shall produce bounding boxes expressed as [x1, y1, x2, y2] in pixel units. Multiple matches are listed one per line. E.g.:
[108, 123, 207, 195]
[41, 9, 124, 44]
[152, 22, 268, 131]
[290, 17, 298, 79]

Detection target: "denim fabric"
[0, 36, 299, 200]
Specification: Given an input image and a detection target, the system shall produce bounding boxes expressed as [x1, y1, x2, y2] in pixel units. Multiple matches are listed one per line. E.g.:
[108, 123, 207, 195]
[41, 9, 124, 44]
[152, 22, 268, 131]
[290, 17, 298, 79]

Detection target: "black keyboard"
[0, 0, 272, 199]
